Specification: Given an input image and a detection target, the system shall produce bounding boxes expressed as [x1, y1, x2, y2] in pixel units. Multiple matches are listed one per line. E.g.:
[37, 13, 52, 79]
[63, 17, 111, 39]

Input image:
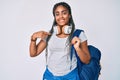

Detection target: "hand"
[71, 36, 81, 49]
[31, 31, 51, 41]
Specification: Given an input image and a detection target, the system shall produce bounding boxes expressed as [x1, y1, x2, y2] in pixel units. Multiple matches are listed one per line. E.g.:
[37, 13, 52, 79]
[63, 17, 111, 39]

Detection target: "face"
[54, 5, 70, 27]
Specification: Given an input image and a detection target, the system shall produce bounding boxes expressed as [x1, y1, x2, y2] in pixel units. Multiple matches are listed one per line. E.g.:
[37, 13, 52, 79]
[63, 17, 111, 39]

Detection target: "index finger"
[44, 32, 51, 35]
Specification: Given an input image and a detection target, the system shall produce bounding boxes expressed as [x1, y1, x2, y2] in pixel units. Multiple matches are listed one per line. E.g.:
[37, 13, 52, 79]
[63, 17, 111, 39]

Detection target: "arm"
[71, 37, 91, 64]
[29, 31, 51, 57]
[29, 40, 47, 57]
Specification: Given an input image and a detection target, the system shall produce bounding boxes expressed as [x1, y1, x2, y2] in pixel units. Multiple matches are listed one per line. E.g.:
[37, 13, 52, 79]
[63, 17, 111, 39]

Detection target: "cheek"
[64, 15, 70, 20]
[65, 17, 70, 22]
[55, 16, 59, 21]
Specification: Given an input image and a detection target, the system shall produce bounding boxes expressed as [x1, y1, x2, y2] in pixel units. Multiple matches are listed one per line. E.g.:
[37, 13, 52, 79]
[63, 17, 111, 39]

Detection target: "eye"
[63, 12, 67, 15]
[55, 12, 59, 16]
[62, 10, 68, 15]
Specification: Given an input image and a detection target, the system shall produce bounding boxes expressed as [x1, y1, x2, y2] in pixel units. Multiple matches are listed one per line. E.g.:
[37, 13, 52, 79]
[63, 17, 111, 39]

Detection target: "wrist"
[31, 38, 36, 42]
[31, 36, 36, 42]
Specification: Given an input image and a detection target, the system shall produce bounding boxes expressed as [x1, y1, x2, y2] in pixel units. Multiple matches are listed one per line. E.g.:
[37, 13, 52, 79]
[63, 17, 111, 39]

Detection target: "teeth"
[59, 20, 64, 22]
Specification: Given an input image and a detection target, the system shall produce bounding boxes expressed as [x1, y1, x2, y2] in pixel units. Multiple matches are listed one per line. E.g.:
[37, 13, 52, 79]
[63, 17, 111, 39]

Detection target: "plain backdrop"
[0, 0, 120, 80]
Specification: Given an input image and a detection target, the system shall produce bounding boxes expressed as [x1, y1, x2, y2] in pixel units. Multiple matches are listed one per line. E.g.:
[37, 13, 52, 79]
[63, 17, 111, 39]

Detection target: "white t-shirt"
[46, 30, 87, 76]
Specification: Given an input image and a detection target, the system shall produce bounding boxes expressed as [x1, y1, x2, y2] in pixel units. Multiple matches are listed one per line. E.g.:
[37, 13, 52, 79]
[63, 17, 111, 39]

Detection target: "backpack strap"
[70, 29, 84, 61]
[72, 29, 84, 38]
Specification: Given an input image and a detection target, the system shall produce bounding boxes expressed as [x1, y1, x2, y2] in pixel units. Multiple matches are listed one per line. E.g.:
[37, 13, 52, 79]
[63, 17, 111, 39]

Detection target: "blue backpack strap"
[72, 29, 84, 38]
[70, 29, 84, 70]
[70, 29, 83, 61]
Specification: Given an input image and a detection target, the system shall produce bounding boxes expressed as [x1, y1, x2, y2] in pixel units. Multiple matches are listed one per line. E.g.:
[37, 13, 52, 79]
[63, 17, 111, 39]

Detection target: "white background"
[0, 0, 120, 80]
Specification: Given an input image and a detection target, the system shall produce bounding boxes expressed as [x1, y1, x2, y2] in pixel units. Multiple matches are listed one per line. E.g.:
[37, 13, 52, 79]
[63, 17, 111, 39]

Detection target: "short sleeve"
[79, 31, 87, 43]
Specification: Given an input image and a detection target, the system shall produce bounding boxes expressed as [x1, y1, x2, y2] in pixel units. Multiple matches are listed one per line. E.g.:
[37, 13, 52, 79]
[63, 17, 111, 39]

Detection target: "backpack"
[71, 29, 101, 80]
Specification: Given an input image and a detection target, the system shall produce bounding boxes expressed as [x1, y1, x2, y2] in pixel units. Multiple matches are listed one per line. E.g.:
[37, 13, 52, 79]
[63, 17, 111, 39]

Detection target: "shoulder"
[74, 28, 84, 35]
[74, 28, 87, 43]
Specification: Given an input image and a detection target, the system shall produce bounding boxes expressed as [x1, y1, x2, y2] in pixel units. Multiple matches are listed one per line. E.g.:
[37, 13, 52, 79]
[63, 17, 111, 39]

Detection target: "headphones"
[53, 25, 72, 35]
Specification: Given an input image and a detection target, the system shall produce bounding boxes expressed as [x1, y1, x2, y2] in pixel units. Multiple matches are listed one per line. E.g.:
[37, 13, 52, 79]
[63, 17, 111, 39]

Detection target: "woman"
[29, 2, 91, 80]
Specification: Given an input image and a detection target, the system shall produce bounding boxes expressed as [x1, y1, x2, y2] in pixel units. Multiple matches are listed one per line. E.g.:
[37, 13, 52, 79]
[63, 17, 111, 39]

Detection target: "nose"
[59, 13, 63, 18]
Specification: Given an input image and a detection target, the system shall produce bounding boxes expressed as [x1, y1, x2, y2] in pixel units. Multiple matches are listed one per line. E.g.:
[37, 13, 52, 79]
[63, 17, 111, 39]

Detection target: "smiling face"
[54, 5, 70, 27]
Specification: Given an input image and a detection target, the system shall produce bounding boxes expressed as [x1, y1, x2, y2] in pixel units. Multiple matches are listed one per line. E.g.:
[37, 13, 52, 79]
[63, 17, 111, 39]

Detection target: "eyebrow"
[55, 10, 68, 14]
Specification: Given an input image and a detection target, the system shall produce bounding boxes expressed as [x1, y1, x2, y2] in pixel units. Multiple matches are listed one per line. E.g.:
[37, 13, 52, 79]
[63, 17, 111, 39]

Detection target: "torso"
[46, 29, 87, 76]
[46, 32, 77, 76]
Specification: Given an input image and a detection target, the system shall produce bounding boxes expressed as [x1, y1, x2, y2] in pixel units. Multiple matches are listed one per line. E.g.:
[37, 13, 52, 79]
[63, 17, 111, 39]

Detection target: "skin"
[29, 5, 91, 64]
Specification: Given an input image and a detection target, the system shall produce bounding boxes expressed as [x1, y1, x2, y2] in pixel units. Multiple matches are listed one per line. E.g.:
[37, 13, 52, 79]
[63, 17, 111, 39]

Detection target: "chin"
[58, 23, 68, 27]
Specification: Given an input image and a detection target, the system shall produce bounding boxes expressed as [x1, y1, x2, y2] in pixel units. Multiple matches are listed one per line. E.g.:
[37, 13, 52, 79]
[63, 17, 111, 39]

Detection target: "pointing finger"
[44, 32, 51, 35]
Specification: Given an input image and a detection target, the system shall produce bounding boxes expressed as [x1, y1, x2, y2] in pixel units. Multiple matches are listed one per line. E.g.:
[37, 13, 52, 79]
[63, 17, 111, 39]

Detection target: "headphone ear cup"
[64, 25, 72, 34]
[53, 26, 59, 34]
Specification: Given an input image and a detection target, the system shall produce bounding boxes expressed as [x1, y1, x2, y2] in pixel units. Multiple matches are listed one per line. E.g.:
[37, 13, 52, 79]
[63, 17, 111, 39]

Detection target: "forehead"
[55, 5, 68, 12]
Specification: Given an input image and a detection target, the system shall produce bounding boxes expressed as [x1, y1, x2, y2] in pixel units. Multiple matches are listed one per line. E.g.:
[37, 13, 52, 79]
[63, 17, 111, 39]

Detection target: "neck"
[57, 25, 67, 34]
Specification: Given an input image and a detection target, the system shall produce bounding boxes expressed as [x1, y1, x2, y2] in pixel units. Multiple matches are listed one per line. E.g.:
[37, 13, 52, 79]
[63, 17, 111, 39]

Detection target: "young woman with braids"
[29, 2, 91, 80]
